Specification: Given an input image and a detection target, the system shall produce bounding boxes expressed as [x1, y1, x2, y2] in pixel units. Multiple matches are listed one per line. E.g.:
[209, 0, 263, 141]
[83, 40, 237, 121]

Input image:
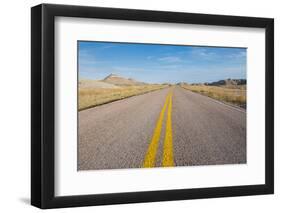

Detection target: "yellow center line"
[142, 91, 171, 168]
[162, 91, 174, 167]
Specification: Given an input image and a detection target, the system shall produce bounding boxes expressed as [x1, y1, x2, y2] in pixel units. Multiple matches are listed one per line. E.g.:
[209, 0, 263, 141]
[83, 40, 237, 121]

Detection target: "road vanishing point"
[78, 86, 246, 170]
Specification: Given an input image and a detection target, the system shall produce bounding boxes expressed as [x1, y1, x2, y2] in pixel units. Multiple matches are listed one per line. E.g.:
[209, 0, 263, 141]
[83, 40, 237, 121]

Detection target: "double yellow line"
[143, 90, 174, 168]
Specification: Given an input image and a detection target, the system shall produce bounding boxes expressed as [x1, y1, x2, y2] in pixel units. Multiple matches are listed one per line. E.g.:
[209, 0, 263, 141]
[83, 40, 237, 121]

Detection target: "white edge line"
[180, 87, 246, 114]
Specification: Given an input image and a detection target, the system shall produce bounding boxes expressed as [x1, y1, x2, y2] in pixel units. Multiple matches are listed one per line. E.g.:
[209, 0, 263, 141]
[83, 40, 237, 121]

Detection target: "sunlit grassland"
[181, 85, 246, 108]
[79, 85, 167, 111]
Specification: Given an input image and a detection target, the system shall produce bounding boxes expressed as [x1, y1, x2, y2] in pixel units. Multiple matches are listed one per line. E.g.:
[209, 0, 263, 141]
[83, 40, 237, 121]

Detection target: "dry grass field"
[79, 85, 167, 111]
[181, 84, 246, 108]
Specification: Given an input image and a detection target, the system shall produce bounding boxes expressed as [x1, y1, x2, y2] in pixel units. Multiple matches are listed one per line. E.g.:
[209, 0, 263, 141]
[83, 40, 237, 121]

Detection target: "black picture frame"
[31, 3, 274, 209]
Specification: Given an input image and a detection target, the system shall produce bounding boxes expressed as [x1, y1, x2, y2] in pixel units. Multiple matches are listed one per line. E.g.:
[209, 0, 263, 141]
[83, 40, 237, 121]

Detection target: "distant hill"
[102, 74, 145, 86]
[205, 79, 246, 86]
[79, 79, 120, 89]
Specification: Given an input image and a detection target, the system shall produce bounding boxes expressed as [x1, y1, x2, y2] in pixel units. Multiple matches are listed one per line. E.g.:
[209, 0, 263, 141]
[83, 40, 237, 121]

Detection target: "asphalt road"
[78, 86, 246, 170]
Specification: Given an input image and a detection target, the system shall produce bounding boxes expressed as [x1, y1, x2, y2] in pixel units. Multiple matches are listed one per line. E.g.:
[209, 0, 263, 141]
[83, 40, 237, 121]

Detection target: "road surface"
[78, 86, 246, 170]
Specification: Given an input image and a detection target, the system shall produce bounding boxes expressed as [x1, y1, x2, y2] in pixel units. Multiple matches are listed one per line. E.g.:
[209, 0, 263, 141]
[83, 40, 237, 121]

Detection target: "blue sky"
[78, 41, 246, 84]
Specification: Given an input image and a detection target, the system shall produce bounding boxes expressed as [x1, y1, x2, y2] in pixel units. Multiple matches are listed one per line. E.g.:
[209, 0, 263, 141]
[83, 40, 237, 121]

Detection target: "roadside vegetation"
[79, 85, 167, 111]
[181, 84, 246, 108]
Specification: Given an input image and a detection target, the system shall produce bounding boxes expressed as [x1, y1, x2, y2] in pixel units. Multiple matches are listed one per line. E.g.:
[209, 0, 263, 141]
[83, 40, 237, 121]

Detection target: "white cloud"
[226, 51, 247, 59]
[191, 48, 217, 58]
[100, 45, 116, 50]
[158, 56, 182, 63]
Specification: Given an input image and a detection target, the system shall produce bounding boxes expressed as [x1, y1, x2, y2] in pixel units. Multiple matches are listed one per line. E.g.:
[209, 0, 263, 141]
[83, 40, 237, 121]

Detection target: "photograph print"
[78, 41, 247, 171]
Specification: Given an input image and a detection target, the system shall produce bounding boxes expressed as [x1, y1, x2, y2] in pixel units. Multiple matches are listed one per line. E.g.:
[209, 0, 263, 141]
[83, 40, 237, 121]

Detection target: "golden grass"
[181, 85, 246, 108]
[79, 85, 167, 111]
